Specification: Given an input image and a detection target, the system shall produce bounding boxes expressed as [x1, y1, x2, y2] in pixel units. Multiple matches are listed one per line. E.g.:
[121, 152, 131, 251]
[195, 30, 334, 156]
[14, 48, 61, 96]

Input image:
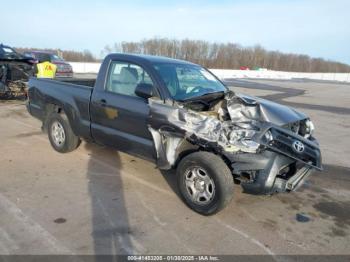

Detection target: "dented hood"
[236, 94, 307, 126]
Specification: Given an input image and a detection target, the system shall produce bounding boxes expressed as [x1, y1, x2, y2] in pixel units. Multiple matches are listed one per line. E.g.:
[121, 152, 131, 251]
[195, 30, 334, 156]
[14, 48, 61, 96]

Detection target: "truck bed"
[27, 77, 94, 140]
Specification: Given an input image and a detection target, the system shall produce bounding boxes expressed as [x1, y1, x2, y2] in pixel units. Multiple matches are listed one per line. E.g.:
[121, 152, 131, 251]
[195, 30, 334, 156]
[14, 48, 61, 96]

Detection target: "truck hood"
[235, 93, 307, 126]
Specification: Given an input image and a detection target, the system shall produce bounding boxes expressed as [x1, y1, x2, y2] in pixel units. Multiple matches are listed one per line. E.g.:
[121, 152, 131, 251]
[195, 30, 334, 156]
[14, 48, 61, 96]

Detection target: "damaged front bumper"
[228, 150, 315, 194]
[226, 125, 322, 194]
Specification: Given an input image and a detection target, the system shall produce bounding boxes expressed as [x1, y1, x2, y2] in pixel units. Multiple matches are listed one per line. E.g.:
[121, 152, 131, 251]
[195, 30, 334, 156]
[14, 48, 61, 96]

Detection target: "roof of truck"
[108, 53, 198, 66]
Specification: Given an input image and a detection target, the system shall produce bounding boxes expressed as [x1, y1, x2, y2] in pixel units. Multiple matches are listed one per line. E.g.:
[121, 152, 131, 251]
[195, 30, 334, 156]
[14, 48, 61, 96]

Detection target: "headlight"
[230, 129, 256, 141]
[304, 119, 315, 138]
[228, 129, 260, 153]
[264, 130, 273, 142]
[240, 139, 260, 150]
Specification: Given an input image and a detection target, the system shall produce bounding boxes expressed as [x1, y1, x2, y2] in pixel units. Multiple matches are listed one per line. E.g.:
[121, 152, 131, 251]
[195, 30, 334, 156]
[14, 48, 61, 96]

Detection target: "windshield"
[50, 54, 64, 62]
[30, 53, 64, 62]
[154, 63, 227, 100]
[34, 53, 51, 62]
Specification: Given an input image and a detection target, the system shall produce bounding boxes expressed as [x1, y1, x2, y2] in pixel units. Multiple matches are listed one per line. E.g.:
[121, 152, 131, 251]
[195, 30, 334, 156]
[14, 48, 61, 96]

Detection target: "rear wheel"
[47, 112, 80, 153]
[177, 151, 234, 215]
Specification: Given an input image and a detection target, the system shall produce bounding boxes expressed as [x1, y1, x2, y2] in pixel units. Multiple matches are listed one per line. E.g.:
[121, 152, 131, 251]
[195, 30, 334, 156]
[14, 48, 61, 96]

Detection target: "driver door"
[90, 60, 156, 160]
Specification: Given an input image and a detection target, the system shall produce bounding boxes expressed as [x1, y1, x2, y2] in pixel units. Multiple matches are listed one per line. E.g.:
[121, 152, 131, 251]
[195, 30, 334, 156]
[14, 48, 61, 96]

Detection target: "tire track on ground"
[225, 79, 350, 114]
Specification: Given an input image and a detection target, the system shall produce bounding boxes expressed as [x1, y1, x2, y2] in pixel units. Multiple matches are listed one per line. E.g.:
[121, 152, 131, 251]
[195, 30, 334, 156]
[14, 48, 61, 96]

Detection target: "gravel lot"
[0, 79, 349, 257]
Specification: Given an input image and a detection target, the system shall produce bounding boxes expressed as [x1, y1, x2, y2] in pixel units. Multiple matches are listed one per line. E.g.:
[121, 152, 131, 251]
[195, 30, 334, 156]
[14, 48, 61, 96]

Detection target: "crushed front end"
[0, 44, 35, 99]
[148, 90, 322, 195]
[226, 123, 322, 194]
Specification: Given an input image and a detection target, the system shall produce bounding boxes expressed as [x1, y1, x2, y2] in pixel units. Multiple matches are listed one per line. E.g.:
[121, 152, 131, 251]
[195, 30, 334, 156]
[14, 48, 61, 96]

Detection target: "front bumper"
[226, 150, 314, 194]
[224, 125, 322, 195]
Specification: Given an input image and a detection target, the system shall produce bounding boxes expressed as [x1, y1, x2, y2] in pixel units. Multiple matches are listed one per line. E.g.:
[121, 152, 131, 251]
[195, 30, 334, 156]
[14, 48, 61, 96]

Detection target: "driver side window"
[106, 61, 154, 97]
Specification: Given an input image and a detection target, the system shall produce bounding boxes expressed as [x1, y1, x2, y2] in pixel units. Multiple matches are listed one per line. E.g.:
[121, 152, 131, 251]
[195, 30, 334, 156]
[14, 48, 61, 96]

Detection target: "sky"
[2, 0, 350, 64]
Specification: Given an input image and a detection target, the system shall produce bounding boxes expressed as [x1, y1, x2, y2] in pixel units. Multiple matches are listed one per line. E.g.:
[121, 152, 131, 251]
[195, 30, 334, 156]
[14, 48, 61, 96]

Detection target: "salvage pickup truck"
[27, 54, 322, 215]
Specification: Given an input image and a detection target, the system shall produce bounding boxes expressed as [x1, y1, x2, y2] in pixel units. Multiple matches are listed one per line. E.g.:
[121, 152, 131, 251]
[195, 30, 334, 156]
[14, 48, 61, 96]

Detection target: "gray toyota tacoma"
[27, 53, 322, 215]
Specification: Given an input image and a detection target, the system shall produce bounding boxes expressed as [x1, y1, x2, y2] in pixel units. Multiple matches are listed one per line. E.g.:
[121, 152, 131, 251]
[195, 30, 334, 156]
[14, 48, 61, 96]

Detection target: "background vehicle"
[24, 51, 73, 78]
[26, 53, 322, 215]
[0, 43, 36, 99]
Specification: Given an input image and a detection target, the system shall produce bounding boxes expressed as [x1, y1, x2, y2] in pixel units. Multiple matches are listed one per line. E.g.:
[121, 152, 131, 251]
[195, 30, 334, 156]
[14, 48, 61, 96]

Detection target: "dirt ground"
[0, 79, 349, 257]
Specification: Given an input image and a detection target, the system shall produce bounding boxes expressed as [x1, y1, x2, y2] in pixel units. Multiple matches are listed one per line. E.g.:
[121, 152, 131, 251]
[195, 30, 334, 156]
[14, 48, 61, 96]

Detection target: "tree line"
[102, 38, 350, 73]
[15, 38, 350, 72]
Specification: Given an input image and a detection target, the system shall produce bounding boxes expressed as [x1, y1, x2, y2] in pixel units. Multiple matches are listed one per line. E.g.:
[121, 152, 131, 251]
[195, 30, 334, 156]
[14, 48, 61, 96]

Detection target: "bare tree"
[105, 37, 350, 72]
[14, 38, 350, 72]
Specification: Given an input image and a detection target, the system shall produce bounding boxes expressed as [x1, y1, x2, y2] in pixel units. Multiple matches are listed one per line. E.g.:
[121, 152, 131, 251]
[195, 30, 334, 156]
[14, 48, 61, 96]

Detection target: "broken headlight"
[227, 129, 260, 153]
[229, 129, 256, 141]
[264, 130, 274, 142]
[240, 139, 260, 150]
[305, 119, 315, 138]
[299, 119, 315, 138]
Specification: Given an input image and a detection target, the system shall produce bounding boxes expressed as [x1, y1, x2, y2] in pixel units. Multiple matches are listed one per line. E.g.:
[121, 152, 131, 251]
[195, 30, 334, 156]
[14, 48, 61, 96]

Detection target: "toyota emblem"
[292, 140, 305, 153]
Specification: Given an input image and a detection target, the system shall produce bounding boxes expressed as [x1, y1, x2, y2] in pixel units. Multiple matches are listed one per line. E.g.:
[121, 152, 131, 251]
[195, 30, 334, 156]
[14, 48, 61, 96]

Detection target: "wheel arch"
[173, 140, 234, 175]
[43, 103, 78, 137]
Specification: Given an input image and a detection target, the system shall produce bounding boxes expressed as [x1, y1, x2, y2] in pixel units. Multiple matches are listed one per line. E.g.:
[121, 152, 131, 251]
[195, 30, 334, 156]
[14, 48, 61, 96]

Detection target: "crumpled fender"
[147, 91, 308, 169]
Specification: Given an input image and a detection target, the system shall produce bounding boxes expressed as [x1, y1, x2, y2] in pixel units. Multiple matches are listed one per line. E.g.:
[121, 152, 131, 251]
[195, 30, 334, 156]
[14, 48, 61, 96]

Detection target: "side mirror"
[135, 83, 154, 99]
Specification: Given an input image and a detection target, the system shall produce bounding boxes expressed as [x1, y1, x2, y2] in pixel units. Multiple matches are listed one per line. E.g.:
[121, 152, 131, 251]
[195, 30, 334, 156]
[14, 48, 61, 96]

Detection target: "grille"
[265, 127, 322, 170]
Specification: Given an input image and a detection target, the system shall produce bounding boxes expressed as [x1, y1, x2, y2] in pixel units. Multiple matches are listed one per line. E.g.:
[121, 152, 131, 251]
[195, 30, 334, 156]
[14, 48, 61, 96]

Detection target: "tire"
[47, 112, 80, 153]
[177, 151, 234, 215]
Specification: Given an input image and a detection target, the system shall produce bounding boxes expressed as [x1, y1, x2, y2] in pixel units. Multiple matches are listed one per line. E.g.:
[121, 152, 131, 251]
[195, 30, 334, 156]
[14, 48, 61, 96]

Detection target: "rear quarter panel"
[27, 78, 93, 140]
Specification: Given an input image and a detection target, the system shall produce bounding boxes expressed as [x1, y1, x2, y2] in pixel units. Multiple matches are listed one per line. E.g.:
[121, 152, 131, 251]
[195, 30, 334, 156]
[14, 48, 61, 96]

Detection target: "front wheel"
[177, 151, 234, 215]
[47, 112, 80, 153]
